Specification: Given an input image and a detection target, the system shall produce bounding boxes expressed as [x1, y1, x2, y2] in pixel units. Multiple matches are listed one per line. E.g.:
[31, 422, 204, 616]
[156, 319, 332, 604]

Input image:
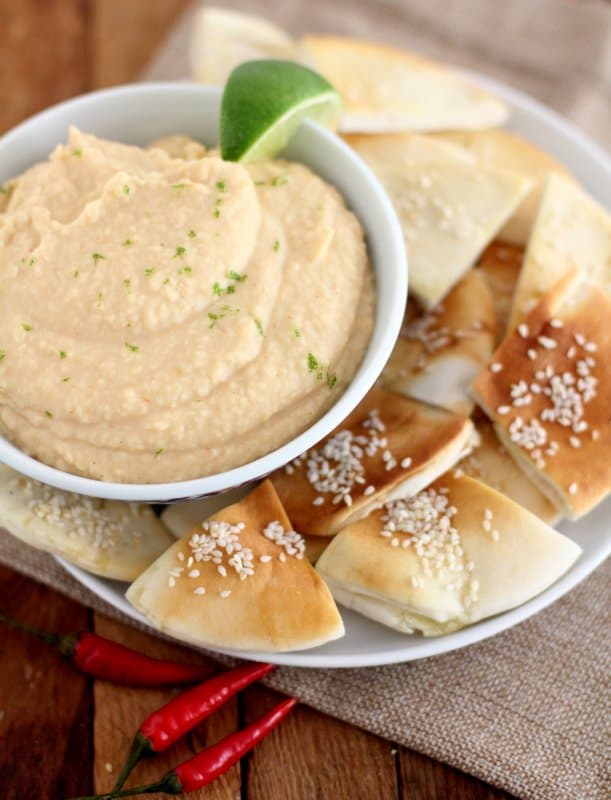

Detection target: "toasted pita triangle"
[161, 487, 329, 564]
[345, 133, 531, 308]
[0, 466, 173, 581]
[316, 474, 581, 636]
[381, 270, 495, 414]
[473, 277, 611, 519]
[476, 241, 524, 345]
[457, 421, 560, 525]
[271, 387, 474, 537]
[189, 7, 301, 86]
[509, 173, 611, 329]
[430, 130, 573, 245]
[127, 481, 344, 652]
[301, 35, 508, 132]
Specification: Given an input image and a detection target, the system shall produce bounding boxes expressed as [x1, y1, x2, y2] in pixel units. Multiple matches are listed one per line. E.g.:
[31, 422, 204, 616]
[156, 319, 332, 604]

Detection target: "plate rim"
[58, 68, 611, 668]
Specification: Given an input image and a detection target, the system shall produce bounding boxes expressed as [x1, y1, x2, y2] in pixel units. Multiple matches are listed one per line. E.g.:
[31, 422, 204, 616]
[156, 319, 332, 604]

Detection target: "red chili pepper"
[68, 697, 297, 799]
[0, 613, 209, 686]
[112, 661, 274, 790]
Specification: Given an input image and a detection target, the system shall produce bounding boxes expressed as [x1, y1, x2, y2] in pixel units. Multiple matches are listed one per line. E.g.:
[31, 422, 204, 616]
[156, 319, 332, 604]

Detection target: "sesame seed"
[220, 590, 232, 598]
[518, 324, 529, 338]
[278, 552, 287, 562]
[401, 457, 413, 469]
[364, 485, 376, 496]
[537, 336, 557, 350]
[312, 496, 324, 506]
[549, 319, 563, 328]
[193, 587, 206, 595]
[569, 436, 581, 448]
[104, 763, 113, 774]
[568, 482, 578, 495]
[497, 405, 511, 415]
[490, 362, 503, 373]
[188, 569, 200, 578]
[177, 552, 185, 561]
[259, 554, 272, 563]
[168, 576, 176, 588]
[491, 530, 500, 542]
[217, 565, 227, 577]
[567, 346, 577, 358]
[527, 348, 538, 360]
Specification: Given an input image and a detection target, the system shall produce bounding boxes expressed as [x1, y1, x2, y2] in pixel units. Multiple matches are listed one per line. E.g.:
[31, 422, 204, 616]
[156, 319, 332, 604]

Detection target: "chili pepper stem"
[111, 732, 152, 792]
[0, 611, 62, 647]
[66, 776, 175, 800]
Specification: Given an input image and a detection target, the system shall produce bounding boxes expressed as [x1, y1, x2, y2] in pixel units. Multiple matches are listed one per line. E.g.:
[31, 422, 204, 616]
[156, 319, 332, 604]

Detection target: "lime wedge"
[220, 60, 342, 163]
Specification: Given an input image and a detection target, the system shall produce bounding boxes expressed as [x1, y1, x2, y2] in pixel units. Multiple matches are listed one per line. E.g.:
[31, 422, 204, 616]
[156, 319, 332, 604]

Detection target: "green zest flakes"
[124, 340, 139, 353]
[123, 278, 131, 294]
[307, 353, 319, 373]
[228, 270, 247, 283]
[0, 350, 5, 363]
[216, 180, 227, 192]
[45, 410, 53, 418]
[59, 350, 67, 359]
[293, 327, 301, 338]
[154, 447, 164, 457]
[326, 370, 337, 389]
[273, 240, 280, 252]
[173, 246, 186, 259]
[208, 304, 238, 329]
[21, 323, 32, 332]
[122, 239, 133, 247]
[213, 270, 247, 297]
[123, 184, 130, 195]
[71, 149, 82, 157]
[92, 252, 106, 263]
[188, 229, 197, 239]
[144, 267, 155, 278]
[178, 266, 192, 275]
[271, 175, 288, 187]
[213, 207, 221, 219]
[73, 270, 79, 279]
[62, 376, 71, 382]
[254, 318, 264, 336]
[97, 291, 103, 307]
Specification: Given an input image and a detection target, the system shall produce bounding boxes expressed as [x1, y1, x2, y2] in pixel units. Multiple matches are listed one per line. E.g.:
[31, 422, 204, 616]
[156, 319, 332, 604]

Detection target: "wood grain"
[0, 565, 93, 798]
[90, 0, 192, 88]
[399, 749, 510, 799]
[0, 0, 87, 135]
[243, 684, 399, 800]
[93, 616, 241, 799]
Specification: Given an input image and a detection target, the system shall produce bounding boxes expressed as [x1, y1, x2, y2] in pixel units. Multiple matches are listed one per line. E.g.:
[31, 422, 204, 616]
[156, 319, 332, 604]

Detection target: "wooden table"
[0, 2, 513, 798]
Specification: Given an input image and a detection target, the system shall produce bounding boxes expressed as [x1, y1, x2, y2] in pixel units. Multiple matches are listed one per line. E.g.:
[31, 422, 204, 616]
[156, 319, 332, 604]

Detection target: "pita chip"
[301, 35, 508, 132]
[127, 481, 344, 652]
[380, 269, 495, 415]
[271, 387, 475, 537]
[316, 474, 581, 637]
[0, 465, 174, 581]
[473, 275, 611, 519]
[476, 241, 524, 344]
[345, 133, 532, 308]
[431, 129, 573, 245]
[509, 173, 611, 329]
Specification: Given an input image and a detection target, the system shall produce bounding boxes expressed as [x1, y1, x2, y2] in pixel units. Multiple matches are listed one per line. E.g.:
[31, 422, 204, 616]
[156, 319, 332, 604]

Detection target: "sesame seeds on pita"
[473, 279, 611, 519]
[381, 269, 495, 415]
[316, 473, 581, 637]
[126, 480, 344, 652]
[0, 465, 174, 581]
[271, 387, 474, 537]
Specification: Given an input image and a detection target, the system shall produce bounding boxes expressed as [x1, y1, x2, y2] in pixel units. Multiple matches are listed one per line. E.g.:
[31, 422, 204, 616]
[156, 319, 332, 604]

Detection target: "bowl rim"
[0, 82, 407, 502]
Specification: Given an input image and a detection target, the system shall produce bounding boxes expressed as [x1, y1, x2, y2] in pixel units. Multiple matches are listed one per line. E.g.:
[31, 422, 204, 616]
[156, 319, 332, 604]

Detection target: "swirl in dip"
[0, 130, 375, 482]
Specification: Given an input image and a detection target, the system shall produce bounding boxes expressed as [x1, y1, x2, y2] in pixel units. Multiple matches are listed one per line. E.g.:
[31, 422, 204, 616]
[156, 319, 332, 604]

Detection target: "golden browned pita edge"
[344, 132, 532, 309]
[380, 269, 495, 415]
[473, 274, 611, 519]
[0, 465, 174, 582]
[429, 129, 574, 246]
[126, 480, 344, 652]
[161, 486, 329, 564]
[508, 173, 611, 330]
[301, 35, 508, 132]
[476, 241, 525, 345]
[456, 420, 560, 525]
[271, 387, 475, 537]
[316, 473, 581, 637]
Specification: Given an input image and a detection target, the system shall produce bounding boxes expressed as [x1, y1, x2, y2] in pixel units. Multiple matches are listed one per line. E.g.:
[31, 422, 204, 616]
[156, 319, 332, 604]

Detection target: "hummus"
[0, 129, 374, 482]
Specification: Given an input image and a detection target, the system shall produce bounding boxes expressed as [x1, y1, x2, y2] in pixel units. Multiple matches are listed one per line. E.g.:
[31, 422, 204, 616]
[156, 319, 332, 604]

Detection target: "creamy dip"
[0, 129, 374, 482]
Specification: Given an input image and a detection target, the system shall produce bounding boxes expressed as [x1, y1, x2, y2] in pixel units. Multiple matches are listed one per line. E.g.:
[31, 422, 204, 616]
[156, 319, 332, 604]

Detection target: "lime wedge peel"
[220, 60, 342, 163]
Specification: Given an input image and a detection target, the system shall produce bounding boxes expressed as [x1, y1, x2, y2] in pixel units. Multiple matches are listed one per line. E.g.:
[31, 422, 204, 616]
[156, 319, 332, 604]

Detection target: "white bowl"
[0, 83, 407, 502]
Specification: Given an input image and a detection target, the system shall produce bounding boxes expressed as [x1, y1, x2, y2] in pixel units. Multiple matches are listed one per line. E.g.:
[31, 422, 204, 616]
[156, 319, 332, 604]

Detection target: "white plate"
[59, 70, 611, 668]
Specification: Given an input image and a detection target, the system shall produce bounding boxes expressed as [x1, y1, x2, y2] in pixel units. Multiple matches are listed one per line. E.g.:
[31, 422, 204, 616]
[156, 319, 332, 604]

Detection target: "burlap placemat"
[1, 2, 610, 798]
